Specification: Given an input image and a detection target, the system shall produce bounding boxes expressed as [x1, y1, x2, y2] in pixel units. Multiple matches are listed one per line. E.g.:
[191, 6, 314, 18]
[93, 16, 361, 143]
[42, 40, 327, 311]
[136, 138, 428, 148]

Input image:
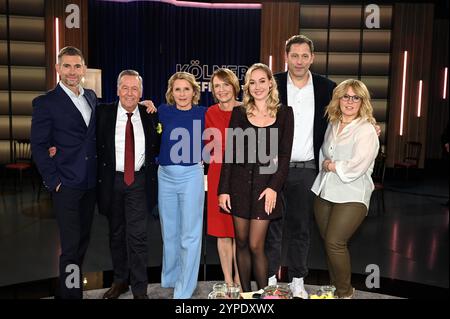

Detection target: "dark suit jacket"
[274, 71, 336, 169]
[31, 84, 97, 191]
[96, 102, 160, 216]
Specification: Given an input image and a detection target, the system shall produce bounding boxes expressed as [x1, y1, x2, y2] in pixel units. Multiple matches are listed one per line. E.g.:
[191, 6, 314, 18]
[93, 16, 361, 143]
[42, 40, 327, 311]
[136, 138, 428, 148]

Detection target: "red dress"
[206, 104, 235, 238]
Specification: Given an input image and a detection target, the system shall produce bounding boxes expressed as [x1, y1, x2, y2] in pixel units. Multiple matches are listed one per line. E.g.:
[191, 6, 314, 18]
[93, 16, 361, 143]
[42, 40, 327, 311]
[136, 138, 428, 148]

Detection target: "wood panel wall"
[0, 0, 46, 163]
[260, 2, 299, 74]
[426, 18, 449, 160]
[386, 3, 434, 168]
[45, 0, 89, 89]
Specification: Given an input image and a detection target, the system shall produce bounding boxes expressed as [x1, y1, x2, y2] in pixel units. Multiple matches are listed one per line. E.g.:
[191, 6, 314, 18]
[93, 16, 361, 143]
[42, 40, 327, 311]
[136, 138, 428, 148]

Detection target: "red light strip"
[400, 51, 407, 136]
[101, 0, 261, 9]
[417, 80, 422, 117]
[55, 17, 60, 84]
[444, 67, 448, 99]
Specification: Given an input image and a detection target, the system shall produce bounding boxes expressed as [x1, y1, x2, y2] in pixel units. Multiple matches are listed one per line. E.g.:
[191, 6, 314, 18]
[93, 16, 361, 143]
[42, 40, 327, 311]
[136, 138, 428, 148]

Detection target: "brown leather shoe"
[133, 294, 148, 299]
[102, 282, 129, 299]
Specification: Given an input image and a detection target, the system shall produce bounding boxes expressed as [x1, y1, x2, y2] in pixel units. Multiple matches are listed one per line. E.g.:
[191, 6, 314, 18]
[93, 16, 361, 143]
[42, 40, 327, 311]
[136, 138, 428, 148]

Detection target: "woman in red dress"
[205, 68, 241, 286]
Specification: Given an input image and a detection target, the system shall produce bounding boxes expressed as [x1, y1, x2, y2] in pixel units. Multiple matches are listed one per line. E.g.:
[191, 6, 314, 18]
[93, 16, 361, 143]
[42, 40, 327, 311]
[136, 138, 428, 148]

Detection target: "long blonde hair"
[242, 63, 280, 117]
[165, 72, 201, 105]
[325, 79, 376, 124]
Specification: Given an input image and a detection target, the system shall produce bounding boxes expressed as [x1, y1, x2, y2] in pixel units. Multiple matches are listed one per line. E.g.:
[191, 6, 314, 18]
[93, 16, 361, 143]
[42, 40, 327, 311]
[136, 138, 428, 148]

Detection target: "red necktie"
[124, 112, 135, 186]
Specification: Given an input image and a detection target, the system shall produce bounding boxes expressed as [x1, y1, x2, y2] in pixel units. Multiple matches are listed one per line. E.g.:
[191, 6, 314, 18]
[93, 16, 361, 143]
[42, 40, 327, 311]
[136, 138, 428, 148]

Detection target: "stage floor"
[1, 171, 448, 299]
[69, 281, 403, 299]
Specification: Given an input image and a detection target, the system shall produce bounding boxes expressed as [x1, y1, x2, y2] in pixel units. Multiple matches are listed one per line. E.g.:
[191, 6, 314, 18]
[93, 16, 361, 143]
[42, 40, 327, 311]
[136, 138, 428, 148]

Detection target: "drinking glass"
[208, 291, 227, 299]
[212, 282, 227, 293]
[227, 283, 241, 299]
[319, 285, 336, 298]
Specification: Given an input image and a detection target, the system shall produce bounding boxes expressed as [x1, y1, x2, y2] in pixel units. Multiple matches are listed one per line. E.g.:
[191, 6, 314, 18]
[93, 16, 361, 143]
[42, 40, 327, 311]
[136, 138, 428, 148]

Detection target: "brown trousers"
[313, 196, 367, 298]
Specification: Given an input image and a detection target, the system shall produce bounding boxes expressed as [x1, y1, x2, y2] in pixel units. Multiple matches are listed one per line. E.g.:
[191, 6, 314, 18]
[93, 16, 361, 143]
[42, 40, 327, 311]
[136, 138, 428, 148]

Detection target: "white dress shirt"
[287, 71, 315, 162]
[311, 117, 379, 210]
[59, 82, 92, 127]
[115, 103, 146, 172]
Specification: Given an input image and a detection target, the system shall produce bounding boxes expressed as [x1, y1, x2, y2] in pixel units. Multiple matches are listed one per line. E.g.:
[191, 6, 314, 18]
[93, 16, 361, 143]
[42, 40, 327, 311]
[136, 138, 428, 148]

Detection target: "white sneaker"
[268, 275, 277, 286]
[290, 277, 309, 299]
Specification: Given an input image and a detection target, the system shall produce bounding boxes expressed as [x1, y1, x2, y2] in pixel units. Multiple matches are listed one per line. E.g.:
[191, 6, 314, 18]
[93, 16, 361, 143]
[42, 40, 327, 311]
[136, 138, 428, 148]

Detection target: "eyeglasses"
[341, 94, 361, 103]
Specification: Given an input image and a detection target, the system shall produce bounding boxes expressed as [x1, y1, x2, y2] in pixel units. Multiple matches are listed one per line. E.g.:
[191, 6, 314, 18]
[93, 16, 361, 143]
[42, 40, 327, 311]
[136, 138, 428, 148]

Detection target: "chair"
[394, 141, 422, 180]
[371, 152, 386, 216]
[4, 140, 34, 191]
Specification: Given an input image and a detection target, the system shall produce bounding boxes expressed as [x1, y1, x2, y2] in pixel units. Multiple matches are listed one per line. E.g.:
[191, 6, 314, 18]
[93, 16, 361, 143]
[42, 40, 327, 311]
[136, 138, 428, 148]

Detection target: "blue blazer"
[31, 84, 97, 191]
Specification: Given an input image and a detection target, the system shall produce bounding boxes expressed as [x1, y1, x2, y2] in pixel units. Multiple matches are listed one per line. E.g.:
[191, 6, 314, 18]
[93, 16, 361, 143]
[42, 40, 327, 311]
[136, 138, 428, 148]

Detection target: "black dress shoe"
[133, 294, 148, 299]
[102, 282, 129, 299]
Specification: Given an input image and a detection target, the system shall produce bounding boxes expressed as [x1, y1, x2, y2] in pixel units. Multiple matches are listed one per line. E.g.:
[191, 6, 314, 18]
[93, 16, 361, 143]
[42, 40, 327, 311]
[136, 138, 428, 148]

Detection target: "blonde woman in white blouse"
[311, 79, 379, 299]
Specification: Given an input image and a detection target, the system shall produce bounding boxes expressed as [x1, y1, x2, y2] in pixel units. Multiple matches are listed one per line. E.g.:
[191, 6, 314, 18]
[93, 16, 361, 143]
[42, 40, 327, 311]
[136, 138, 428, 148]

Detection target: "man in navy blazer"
[265, 35, 336, 298]
[96, 70, 160, 299]
[31, 46, 97, 299]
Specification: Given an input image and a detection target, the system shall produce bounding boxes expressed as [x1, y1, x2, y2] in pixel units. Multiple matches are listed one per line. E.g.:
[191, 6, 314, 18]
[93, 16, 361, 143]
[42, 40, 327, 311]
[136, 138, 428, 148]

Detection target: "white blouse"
[311, 117, 379, 210]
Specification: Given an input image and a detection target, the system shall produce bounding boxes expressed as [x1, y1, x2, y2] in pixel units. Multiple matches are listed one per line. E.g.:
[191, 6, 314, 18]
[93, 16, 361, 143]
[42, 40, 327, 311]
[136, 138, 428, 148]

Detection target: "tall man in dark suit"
[97, 70, 159, 299]
[31, 46, 97, 299]
[265, 35, 336, 298]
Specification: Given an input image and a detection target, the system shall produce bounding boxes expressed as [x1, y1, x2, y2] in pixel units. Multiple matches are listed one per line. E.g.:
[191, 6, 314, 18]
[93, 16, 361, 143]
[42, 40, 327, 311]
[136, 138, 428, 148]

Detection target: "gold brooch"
[156, 123, 162, 134]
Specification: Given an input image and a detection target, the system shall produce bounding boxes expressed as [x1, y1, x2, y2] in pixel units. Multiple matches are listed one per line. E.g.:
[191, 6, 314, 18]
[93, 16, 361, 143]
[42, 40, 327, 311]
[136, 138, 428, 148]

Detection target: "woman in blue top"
[157, 72, 207, 299]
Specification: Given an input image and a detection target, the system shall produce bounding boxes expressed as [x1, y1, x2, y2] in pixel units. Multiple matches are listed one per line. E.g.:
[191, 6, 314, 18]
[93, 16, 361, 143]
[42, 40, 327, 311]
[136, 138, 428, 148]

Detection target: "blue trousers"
[158, 164, 204, 299]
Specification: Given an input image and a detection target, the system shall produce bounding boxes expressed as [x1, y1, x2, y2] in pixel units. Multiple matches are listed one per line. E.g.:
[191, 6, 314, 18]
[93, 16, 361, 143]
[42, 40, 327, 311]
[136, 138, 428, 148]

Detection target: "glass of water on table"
[227, 283, 241, 299]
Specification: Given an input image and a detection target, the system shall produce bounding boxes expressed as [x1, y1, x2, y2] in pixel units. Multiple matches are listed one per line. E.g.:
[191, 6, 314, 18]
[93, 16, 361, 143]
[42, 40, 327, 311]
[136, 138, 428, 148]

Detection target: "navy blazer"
[96, 102, 160, 216]
[274, 71, 336, 169]
[31, 84, 97, 191]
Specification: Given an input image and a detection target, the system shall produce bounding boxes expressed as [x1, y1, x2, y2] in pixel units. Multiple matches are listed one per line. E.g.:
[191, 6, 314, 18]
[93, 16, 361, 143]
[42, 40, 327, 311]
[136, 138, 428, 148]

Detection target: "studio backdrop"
[88, 0, 261, 106]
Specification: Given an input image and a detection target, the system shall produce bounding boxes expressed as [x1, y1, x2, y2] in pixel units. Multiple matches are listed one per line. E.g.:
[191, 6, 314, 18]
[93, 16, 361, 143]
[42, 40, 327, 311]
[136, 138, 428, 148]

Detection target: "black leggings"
[233, 216, 270, 292]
